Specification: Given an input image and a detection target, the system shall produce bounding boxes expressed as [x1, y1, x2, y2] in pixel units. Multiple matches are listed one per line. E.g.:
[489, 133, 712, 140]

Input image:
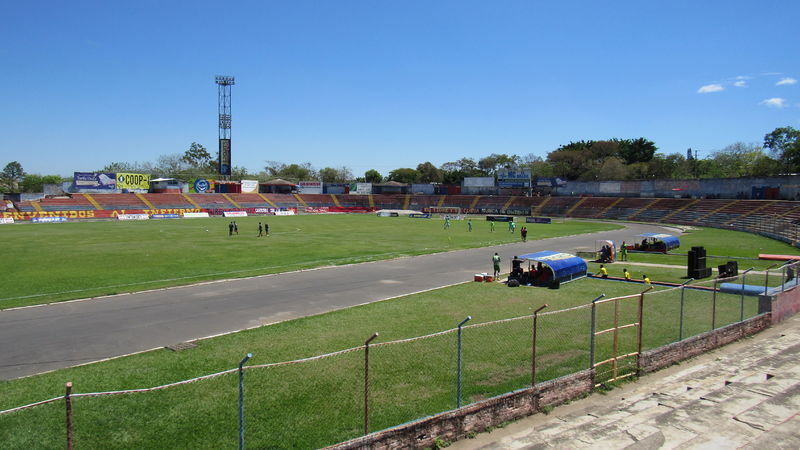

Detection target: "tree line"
[2, 126, 799, 193]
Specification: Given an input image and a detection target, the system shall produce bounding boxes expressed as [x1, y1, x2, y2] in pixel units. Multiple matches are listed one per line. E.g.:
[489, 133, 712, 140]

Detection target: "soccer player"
[623, 268, 631, 280]
[599, 264, 608, 278]
[258, 222, 263, 237]
[643, 274, 651, 284]
[468, 220, 472, 232]
[492, 253, 501, 279]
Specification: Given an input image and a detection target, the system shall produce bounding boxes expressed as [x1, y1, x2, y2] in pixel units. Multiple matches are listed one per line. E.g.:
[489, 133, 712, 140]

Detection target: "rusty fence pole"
[588, 294, 605, 372]
[531, 304, 548, 386]
[678, 279, 693, 341]
[456, 316, 471, 409]
[711, 279, 718, 330]
[764, 263, 777, 295]
[740, 268, 753, 322]
[65, 382, 73, 450]
[363, 332, 379, 435]
[637, 287, 652, 376]
[238, 353, 252, 450]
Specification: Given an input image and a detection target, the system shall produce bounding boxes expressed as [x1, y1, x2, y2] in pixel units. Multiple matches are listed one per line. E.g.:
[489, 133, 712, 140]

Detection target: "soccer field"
[1, 214, 621, 309]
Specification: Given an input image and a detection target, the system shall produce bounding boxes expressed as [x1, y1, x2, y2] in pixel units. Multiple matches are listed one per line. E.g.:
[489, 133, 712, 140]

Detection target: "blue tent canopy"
[637, 233, 680, 251]
[518, 251, 588, 284]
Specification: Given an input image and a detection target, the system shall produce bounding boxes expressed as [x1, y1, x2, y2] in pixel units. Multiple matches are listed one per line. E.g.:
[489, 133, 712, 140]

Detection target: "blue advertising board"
[32, 217, 68, 223]
[73, 172, 116, 190]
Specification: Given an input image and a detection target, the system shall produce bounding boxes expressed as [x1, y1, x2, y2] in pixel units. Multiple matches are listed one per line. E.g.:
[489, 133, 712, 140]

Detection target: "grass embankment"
[0, 215, 620, 309]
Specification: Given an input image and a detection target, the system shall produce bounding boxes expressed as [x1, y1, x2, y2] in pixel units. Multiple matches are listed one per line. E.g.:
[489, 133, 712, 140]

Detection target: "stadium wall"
[556, 175, 800, 200]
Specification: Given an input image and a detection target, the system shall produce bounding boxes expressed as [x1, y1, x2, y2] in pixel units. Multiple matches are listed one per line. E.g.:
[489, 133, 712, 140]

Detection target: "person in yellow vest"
[623, 268, 631, 280]
[599, 264, 608, 278]
[643, 274, 651, 284]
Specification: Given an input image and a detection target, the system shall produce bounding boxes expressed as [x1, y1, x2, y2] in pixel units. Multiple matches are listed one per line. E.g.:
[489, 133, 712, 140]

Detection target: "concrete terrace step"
[453, 314, 800, 450]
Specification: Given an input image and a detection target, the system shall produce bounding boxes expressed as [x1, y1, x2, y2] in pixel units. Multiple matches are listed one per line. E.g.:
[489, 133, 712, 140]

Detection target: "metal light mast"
[215, 75, 235, 177]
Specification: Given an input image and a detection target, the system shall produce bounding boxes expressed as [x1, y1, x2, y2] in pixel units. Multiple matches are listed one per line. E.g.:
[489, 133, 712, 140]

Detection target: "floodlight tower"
[215, 75, 235, 178]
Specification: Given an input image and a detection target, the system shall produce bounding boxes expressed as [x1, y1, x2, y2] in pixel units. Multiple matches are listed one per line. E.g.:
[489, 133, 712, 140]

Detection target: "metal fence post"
[588, 294, 605, 371]
[636, 287, 652, 376]
[456, 316, 471, 409]
[363, 332, 379, 435]
[740, 268, 753, 322]
[238, 353, 252, 450]
[65, 382, 73, 450]
[712, 279, 718, 330]
[782, 265, 786, 292]
[531, 304, 548, 386]
[679, 279, 693, 341]
[764, 263, 777, 294]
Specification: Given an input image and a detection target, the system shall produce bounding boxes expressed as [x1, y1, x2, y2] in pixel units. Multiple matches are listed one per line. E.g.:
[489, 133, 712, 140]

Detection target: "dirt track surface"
[0, 222, 670, 380]
[452, 313, 800, 449]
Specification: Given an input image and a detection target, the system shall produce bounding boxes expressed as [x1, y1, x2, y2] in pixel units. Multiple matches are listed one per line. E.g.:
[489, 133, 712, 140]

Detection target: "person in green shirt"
[492, 253, 501, 279]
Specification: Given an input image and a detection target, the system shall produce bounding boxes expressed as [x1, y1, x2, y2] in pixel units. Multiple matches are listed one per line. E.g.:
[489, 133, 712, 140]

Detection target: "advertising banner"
[299, 181, 323, 194]
[150, 214, 180, 219]
[190, 178, 214, 194]
[117, 214, 150, 221]
[497, 169, 531, 188]
[32, 217, 68, 223]
[409, 213, 431, 219]
[355, 183, 372, 195]
[73, 172, 116, 190]
[183, 212, 210, 218]
[275, 209, 296, 216]
[223, 211, 248, 217]
[526, 217, 552, 224]
[116, 173, 150, 190]
[219, 139, 231, 176]
[240, 179, 258, 193]
[0, 217, 14, 224]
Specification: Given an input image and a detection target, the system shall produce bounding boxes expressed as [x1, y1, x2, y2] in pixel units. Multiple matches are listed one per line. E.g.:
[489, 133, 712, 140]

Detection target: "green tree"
[20, 174, 64, 193]
[478, 153, 520, 175]
[264, 161, 316, 182]
[618, 138, 658, 164]
[364, 169, 383, 183]
[387, 168, 420, 184]
[764, 126, 800, 171]
[1, 161, 24, 192]
[416, 162, 442, 183]
[181, 142, 216, 172]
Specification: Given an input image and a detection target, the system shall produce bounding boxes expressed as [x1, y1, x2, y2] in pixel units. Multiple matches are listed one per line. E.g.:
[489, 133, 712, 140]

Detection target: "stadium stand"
[142, 193, 197, 209]
[91, 193, 149, 210]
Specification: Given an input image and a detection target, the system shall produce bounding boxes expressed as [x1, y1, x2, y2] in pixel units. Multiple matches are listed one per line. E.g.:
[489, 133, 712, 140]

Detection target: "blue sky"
[2, 1, 798, 177]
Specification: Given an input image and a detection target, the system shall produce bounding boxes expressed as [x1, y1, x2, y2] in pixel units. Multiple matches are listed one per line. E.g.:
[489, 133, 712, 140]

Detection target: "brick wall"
[638, 313, 771, 374]
[328, 370, 593, 450]
[769, 285, 800, 324]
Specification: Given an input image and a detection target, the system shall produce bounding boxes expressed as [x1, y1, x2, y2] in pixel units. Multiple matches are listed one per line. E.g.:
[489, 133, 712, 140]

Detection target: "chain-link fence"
[1, 272, 792, 448]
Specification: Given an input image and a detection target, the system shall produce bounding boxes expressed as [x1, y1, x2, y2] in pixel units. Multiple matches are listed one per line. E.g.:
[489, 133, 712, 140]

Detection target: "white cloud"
[777, 77, 797, 86]
[735, 75, 752, 80]
[733, 80, 747, 87]
[760, 98, 788, 108]
[697, 84, 724, 94]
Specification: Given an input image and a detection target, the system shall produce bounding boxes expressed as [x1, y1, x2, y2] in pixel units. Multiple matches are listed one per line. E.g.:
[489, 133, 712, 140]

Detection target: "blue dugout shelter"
[636, 233, 680, 252]
[518, 251, 588, 285]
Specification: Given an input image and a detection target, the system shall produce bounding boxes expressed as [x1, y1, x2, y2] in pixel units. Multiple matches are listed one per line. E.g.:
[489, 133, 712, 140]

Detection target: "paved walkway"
[453, 313, 800, 449]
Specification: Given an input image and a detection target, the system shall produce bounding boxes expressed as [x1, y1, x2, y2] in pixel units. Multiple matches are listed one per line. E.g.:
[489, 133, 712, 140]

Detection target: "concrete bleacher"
[142, 193, 196, 209]
[38, 195, 97, 211]
[336, 195, 372, 208]
[568, 197, 618, 219]
[227, 193, 269, 208]
[406, 195, 441, 210]
[184, 194, 235, 209]
[92, 193, 149, 210]
[297, 194, 334, 207]
[262, 194, 299, 208]
[597, 197, 652, 221]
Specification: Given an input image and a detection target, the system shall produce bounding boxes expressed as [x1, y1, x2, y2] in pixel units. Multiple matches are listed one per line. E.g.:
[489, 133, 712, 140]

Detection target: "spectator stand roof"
[517, 251, 588, 284]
